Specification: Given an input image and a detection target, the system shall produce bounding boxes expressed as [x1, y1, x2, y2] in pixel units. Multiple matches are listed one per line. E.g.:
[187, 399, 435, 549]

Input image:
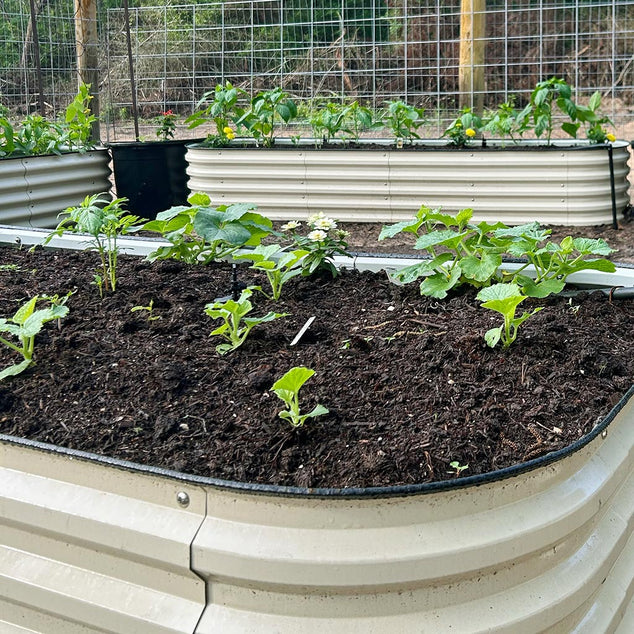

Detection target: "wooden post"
[74, 0, 100, 141]
[459, 0, 486, 113]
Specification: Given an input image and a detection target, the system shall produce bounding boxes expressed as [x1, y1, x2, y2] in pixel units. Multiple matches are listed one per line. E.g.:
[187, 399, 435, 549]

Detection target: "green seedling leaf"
[460, 252, 502, 283]
[271, 366, 329, 428]
[419, 267, 462, 299]
[516, 275, 566, 298]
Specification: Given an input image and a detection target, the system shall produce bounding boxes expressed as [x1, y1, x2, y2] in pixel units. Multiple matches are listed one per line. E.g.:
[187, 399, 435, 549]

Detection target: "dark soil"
[0, 245, 632, 489]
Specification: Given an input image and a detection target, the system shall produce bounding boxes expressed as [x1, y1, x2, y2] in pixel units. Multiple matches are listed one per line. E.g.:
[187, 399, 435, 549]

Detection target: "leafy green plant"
[186, 81, 246, 146]
[0, 294, 70, 380]
[477, 283, 543, 348]
[237, 87, 297, 147]
[155, 109, 177, 141]
[205, 288, 287, 355]
[45, 194, 139, 296]
[343, 101, 376, 143]
[271, 366, 329, 428]
[382, 100, 426, 144]
[233, 244, 308, 300]
[280, 213, 350, 277]
[493, 224, 616, 297]
[442, 108, 482, 147]
[380, 206, 506, 298]
[142, 192, 272, 264]
[61, 82, 97, 152]
[309, 102, 350, 144]
[482, 98, 527, 142]
[516, 77, 577, 144]
[0, 83, 95, 157]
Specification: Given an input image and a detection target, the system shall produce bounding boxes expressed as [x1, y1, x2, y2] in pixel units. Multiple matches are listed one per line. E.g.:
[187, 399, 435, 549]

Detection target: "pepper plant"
[237, 87, 297, 147]
[382, 100, 426, 144]
[0, 294, 70, 380]
[271, 366, 329, 428]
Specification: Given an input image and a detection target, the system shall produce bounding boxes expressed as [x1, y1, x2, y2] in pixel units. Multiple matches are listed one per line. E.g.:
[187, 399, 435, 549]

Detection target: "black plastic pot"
[108, 139, 203, 220]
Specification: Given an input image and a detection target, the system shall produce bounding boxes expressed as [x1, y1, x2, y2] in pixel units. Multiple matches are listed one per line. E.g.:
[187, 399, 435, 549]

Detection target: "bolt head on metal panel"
[176, 491, 190, 507]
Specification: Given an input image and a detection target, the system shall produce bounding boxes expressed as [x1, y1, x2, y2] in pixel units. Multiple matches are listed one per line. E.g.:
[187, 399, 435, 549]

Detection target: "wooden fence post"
[459, 0, 486, 113]
[74, 0, 100, 141]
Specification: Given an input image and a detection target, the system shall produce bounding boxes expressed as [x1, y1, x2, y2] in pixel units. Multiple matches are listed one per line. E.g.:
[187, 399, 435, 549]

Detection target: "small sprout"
[271, 366, 329, 428]
[131, 299, 162, 321]
[449, 461, 469, 476]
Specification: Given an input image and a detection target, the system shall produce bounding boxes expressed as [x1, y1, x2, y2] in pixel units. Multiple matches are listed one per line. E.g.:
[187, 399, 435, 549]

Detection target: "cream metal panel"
[0, 443, 207, 633]
[191, 395, 633, 632]
[0, 151, 112, 228]
[185, 142, 631, 225]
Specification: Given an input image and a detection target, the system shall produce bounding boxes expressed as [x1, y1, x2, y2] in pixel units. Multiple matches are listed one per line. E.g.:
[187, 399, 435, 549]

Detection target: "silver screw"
[176, 491, 190, 507]
[601, 429, 608, 439]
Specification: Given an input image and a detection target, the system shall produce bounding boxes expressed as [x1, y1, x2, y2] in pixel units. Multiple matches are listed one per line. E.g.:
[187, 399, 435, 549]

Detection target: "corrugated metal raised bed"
[0, 150, 112, 228]
[185, 139, 632, 226]
[0, 232, 632, 633]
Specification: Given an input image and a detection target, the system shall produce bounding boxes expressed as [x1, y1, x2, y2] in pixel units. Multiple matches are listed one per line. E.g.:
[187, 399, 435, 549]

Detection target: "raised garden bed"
[0, 232, 632, 632]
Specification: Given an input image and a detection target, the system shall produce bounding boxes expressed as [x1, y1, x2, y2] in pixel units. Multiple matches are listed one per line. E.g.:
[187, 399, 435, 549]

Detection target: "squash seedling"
[233, 243, 308, 300]
[205, 288, 287, 355]
[477, 283, 543, 348]
[0, 294, 70, 380]
[271, 366, 329, 428]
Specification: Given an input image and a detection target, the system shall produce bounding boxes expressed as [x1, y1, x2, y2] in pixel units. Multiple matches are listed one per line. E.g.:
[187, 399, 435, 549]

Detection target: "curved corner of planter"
[185, 141, 632, 226]
[190, 392, 634, 633]
[0, 149, 112, 228]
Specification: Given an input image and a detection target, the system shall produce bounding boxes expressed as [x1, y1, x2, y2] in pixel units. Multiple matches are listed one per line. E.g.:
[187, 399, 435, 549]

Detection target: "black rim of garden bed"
[1, 384, 631, 499]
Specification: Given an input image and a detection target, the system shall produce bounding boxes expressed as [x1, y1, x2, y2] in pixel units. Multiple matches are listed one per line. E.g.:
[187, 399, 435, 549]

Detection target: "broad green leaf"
[0, 358, 32, 380]
[419, 268, 461, 299]
[379, 219, 421, 240]
[484, 327, 502, 348]
[518, 277, 565, 298]
[460, 252, 502, 283]
[571, 237, 614, 256]
[477, 283, 526, 317]
[455, 208, 473, 227]
[188, 191, 211, 206]
[12, 296, 38, 325]
[272, 366, 315, 394]
[415, 229, 464, 251]
[306, 404, 329, 418]
[221, 202, 258, 222]
[390, 260, 437, 285]
[589, 91, 602, 112]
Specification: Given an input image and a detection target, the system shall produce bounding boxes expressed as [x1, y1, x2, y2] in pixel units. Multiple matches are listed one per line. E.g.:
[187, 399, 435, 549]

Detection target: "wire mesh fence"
[1, 1, 633, 140]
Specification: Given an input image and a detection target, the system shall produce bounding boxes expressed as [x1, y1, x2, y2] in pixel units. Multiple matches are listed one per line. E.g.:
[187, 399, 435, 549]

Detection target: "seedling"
[131, 299, 161, 321]
[45, 194, 139, 296]
[477, 283, 543, 348]
[205, 288, 287, 355]
[271, 366, 329, 428]
[0, 294, 70, 380]
[382, 100, 426, 144]
[233, 244, 308, 300]
[449, 461, 469, 476]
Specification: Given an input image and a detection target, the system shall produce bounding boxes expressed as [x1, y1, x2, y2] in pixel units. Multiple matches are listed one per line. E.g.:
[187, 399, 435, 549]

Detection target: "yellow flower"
[465, 128, 476, 138]
[606, 133, 616, 143]
[223, 126, 235, 140]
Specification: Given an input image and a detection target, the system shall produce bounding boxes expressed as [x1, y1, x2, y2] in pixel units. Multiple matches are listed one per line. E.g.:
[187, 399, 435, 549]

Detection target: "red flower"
[162, 110, 173, 116]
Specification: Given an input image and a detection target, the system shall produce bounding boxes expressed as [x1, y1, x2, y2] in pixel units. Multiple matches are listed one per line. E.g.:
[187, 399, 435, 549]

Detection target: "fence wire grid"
[1, 1, 633, 140]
